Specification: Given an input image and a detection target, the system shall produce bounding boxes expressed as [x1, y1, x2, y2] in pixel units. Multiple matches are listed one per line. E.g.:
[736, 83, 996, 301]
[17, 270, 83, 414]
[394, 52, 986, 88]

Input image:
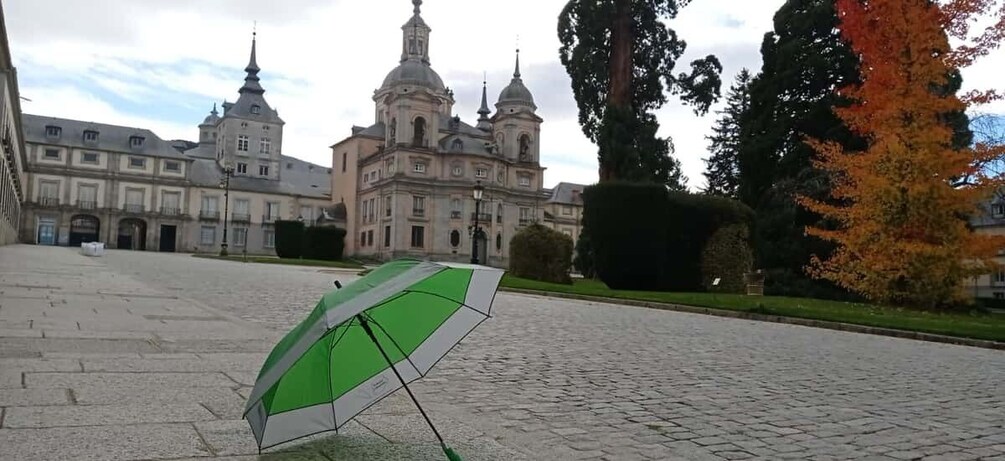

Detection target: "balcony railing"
[470, 212, 492, 222]
[77, 200, 97, 210]
[199, 210, 220, 220]
[231, 213, 251, 222]
[123, 204, 145, 214]
[450, 211, 462, 219]
[39, 197, 59, 207]
[160, 207, 181, 216]
[262, 214, 279, 223]
[412, 209, 425, 217]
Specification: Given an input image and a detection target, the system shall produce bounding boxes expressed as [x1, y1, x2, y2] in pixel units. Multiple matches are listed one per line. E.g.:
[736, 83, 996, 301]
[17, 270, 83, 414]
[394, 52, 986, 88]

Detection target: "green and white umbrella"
[243, 259, 503, 459]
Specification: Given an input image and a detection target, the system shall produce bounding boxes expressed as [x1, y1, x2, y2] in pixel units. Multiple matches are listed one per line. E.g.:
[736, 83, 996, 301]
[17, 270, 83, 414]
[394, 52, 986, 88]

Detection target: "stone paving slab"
[0, 423, 210, 460]
[3, 402, 216, 428]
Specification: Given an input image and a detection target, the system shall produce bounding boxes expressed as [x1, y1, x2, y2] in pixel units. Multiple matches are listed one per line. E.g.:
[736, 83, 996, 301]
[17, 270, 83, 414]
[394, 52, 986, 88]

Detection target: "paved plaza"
[1, 245, 1003, 460]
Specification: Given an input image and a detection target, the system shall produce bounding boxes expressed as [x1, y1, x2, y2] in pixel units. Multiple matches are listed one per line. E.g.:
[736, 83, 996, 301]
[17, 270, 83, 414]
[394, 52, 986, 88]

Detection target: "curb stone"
[501, 287, 1005, 351]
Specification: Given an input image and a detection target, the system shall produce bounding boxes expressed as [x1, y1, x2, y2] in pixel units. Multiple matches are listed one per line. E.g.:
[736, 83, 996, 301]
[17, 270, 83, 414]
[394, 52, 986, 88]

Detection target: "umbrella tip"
[443, 445, 463, 461]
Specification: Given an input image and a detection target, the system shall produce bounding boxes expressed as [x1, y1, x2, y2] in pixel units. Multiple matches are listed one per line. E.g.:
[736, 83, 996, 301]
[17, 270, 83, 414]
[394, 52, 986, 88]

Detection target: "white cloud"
[8, 0, 1003, 192]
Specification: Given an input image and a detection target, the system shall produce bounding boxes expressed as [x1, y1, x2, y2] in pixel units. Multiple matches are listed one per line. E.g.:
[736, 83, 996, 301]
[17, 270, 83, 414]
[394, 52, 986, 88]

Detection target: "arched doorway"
[117, 218, 147, 250]
[69, 215, 100, 247]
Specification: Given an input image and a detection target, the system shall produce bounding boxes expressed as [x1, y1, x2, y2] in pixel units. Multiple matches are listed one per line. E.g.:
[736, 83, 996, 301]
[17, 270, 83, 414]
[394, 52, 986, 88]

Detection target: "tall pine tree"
[704, 69, 752, 198]
[737, 0, 862, 299]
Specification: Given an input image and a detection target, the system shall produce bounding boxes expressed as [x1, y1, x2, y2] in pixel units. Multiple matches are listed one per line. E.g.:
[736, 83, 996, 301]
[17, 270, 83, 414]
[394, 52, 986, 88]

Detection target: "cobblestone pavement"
[4, 246, 1005, 460]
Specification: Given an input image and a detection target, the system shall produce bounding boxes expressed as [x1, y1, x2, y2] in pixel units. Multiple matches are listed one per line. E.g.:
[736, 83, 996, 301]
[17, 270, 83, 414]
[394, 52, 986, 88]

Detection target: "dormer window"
[129, 136, 145, 148]
[83, 130, 98, 143]
[251, 105, 261, 115]
[45, 125, 61, 138]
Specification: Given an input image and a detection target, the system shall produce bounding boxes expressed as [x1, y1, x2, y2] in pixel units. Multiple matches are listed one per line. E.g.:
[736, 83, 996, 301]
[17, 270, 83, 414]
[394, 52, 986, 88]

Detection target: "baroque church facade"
[331, 0, 547, 267]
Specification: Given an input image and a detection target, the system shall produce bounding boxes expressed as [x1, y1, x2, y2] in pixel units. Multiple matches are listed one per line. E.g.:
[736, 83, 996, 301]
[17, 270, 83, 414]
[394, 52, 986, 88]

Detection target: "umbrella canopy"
[243, 259, 503, 451]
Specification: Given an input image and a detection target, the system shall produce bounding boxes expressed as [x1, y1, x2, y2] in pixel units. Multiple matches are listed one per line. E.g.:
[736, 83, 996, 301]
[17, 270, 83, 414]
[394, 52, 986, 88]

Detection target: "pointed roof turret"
[477, 77, 492, 130]
[497, 49, 537, 110]
[239, 32, 265, 95]
[201, 103, 221, 126]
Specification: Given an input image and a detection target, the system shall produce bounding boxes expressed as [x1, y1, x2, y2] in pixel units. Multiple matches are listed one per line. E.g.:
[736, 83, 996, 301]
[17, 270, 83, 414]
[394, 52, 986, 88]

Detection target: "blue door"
[38, 222, 56, 245]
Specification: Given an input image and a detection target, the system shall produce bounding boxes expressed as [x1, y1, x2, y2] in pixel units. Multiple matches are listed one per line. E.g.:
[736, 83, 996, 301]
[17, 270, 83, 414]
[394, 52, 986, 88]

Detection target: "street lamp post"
[471, 181, 485, 264]
[219, 166, 234, 256]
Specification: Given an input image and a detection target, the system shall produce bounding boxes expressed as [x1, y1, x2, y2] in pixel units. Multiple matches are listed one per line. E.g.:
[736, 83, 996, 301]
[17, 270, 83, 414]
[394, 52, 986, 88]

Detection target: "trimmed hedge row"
[581, 182, 755, 292]
[275, 220, 346, 261]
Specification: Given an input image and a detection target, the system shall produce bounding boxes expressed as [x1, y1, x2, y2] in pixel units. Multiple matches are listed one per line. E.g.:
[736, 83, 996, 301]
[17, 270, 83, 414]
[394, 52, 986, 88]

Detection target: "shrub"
[274, 220, 305, 259]
[700, 223, 754, 293]
[509, 223, 574, 284]
[303, 227, 347, 261]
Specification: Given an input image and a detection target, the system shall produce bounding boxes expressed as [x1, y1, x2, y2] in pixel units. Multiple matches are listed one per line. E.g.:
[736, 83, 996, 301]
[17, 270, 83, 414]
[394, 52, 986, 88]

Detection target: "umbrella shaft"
[356, 314, 446, 447]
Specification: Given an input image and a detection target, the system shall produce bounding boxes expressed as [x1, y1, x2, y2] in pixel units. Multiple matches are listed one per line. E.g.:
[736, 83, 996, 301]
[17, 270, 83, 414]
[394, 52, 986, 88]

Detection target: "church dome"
[201, 104, 220, 126]
[498, 79, 535, 106]
[381, 60, 445, 91]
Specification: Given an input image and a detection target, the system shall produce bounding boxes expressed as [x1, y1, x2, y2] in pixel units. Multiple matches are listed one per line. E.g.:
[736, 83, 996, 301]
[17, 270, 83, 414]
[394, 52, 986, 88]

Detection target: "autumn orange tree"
[799, 0, 1005, 307]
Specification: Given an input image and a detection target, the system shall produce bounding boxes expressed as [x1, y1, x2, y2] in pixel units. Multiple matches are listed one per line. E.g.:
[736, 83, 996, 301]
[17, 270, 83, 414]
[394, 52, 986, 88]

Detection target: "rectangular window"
[161, 191, 180, 214]
[562, 205, 573, 216]
[519, 207, 531, 225]
[410, 226, 425, 248]
[412, 196, 425, 216]
[129, 136, 144, 147]
[77, 184, 97, 208]
[233, 228, 248, 247]
[995, 204, 1005, 218]
[128, 157, 146, 169]
[45, 126, 61, 138]
[361, 231, 367, 247]
[259, 165, 269, 176]
[234, 198, 250, 215]
[996, 271, 1005, 284]
[260, 137, 271, 154]
[264, 229, 276, 248]
[237, 163, 247, 174]
[413, 163, 426, 173]
[475, 168, 488, 178]
[43, 148, 59, 159]
[367, 230, 374, 247]
[342, 153, 347, 172]
[200, 226, 216, 245]
[81, 152, 99, 164]
[518, 175, 531, 187]
[265, 201, 280, 220]
[238, 135, 249, 152]
[384, 225, 391, 247]
[164, 161, 181, 172]
[369, 198, 376, 222]
[385, 196, 392, 217]
[202, 195, 219, 213]
[125, 189, 144, 212]
[83, 131, 98, 142]
[300, 205, 313, 222]
[39, 181, 59, 199]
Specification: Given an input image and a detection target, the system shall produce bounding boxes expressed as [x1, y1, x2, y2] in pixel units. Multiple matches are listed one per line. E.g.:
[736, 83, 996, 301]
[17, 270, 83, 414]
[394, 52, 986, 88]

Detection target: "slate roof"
[186, 155, 331, 199]
[546, 182, 588, 205]
[22, 114, 188, 160]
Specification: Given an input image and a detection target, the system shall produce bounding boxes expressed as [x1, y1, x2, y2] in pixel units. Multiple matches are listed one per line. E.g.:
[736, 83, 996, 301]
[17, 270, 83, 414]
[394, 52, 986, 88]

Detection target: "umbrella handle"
[443, 445, 463, 461]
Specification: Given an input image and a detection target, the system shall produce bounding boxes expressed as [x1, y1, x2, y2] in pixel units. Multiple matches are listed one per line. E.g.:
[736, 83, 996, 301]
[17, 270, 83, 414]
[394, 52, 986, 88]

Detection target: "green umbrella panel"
[244, 259, 504, 450]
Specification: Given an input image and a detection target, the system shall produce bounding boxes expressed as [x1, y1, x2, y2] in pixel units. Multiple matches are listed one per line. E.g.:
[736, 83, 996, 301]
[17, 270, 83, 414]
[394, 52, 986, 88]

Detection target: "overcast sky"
[6, 0, 1004, 189]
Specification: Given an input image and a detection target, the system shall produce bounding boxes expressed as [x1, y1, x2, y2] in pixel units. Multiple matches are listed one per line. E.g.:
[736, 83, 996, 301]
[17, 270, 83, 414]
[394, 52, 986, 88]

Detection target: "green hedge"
[303, 227, 347, 261]
[582, 182, 755, 291]
[700, 223, 754, 293]
[275, 220, 305, 259]
[509, 223, 574, 284]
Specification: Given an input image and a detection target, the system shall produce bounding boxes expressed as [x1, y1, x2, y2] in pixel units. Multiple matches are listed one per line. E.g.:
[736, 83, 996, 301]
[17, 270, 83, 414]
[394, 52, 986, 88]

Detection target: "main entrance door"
[117, 218, 147, 250]
[159, 225, 177, 252]
[69, 215, 100, 246]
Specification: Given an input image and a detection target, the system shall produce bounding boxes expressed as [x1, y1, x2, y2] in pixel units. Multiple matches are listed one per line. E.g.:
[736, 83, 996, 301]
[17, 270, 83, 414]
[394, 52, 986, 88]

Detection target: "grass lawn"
[501, 275, 1005, 342]
[192, 254, 364, 269]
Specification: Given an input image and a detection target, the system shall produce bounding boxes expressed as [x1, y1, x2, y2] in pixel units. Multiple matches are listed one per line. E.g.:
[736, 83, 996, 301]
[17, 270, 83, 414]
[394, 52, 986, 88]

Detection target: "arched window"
[496, 203, 503, 224]
[450, 230, 460, 247]
[413, 117, 426, 147]
[496, 233, 503, 251]
[389, 118, 397, 144]
[519, 134, 532, 160]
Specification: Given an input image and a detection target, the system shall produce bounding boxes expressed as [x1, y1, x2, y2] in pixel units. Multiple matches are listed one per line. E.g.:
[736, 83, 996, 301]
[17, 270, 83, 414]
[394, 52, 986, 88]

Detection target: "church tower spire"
[477, 76, 492, 130]
[239, 31, 265, 95]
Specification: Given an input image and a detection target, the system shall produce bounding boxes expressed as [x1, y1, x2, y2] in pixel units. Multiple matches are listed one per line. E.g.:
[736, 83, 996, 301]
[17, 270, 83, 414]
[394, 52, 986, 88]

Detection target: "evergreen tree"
[558, 0, 722, 188]
[703, 69, 752, 198]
